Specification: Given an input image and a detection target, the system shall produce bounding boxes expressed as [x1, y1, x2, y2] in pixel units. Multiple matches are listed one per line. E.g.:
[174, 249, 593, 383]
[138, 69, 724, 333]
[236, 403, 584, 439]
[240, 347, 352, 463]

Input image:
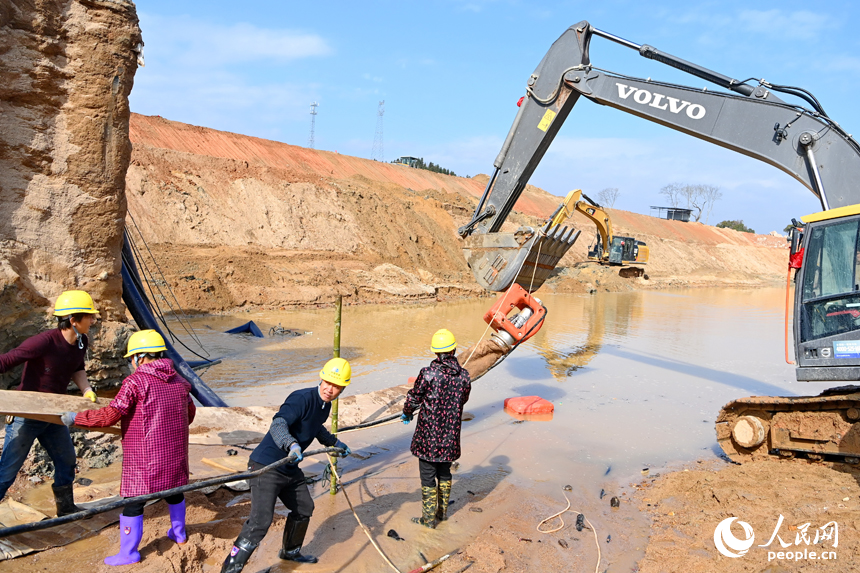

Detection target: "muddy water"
[173, 287, 839, 494]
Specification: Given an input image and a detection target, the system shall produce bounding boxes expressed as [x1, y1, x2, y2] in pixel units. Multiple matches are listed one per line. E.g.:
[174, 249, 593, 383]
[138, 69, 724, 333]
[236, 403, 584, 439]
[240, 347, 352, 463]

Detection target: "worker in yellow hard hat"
[0, 290, 99, 516]
[401, 329, 471, 529]
[221, 357, 352, 572]
[63, 329, 196, 566]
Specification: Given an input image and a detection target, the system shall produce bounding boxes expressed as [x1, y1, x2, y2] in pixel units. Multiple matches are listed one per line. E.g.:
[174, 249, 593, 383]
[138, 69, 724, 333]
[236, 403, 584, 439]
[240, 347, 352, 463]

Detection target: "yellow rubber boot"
[435, 480, 452, 522]
[411, 486, 437, 529]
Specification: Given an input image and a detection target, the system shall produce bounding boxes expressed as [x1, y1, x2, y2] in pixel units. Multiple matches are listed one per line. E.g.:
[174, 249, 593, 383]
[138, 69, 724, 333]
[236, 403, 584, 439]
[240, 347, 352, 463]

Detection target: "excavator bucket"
[463, 190, 582, 293]
[463, 223, 580, 292]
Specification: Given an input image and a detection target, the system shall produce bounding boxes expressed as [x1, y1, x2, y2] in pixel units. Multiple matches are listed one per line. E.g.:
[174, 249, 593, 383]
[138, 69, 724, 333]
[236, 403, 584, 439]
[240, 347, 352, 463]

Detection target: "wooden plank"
[0, 390, 120, 435]
[201, 456, 249, 473]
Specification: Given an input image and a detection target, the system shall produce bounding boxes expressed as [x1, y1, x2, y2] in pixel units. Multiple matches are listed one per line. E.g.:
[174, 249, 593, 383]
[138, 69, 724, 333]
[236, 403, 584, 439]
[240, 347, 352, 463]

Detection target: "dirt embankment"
[0, 0, 141, 389]
[126, 114, 789, 315]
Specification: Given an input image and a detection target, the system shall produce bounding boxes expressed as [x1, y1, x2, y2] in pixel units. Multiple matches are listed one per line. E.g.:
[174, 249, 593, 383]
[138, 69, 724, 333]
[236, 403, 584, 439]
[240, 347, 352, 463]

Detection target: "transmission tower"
[308, 102, 319, 149]
[371, 100, 384, 161]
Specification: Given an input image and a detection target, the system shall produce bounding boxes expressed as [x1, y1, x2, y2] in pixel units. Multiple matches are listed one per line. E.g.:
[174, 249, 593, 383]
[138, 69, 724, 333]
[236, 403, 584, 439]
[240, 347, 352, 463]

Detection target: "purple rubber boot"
[105, 515, 143, 566]
[167, 499, 187, 544]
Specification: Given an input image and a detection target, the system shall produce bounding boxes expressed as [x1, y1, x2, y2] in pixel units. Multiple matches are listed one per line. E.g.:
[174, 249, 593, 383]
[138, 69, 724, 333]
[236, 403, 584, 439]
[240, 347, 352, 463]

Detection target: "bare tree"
[698, 184, 723, 224]
[659, 183, 684, 207]
[659, 182, 723, 223]
[597, 187, 620, 208]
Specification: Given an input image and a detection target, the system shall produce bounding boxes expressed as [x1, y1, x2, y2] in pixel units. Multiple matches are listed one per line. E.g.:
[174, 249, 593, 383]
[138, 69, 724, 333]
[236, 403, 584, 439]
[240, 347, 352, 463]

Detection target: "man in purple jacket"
[0, 290, 99, 516]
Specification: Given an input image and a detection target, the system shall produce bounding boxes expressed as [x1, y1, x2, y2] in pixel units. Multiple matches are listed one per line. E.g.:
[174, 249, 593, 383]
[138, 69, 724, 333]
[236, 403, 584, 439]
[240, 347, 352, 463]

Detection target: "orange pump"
[483, 284, 546, 350]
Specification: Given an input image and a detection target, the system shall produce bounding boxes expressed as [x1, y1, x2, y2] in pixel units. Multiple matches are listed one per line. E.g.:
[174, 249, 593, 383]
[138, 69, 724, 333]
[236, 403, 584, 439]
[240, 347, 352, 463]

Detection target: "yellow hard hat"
[430, 329, 456, 353]
[53, 290, 98, 316]
[124, 330, 167, 358]
[320, 357, 351, 386]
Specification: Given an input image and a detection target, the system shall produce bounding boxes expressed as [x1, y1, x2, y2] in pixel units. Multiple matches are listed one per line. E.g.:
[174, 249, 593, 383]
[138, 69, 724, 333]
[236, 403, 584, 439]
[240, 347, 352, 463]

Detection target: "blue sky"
[131, 1, 860, 235]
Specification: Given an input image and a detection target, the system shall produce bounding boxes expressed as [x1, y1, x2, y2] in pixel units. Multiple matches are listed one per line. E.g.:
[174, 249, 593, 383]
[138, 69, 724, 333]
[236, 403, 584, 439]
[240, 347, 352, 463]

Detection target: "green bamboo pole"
[330, 295, 342, 495]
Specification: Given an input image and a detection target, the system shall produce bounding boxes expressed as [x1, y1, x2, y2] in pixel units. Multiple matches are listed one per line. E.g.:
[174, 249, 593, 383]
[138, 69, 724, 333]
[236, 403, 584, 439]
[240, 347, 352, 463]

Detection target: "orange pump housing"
[483, 284, 546, 345]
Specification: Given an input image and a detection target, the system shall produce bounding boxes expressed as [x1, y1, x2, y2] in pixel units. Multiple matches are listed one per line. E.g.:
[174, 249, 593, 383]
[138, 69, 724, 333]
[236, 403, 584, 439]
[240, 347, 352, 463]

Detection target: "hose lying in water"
[0, 447, 344, 539]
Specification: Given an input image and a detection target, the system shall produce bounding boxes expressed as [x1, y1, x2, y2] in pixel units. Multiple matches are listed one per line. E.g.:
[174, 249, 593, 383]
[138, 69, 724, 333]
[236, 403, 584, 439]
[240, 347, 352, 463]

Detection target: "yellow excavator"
[552, 189, 649, 271]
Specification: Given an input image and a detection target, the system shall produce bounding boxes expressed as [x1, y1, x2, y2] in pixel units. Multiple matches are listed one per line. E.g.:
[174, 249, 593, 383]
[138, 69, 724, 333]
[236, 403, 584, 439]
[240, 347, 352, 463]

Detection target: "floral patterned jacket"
[403, 354, 471, 462]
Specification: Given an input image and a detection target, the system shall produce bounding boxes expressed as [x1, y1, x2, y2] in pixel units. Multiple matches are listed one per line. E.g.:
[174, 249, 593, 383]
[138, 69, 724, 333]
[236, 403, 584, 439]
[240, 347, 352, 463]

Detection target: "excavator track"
[716, 385, 860, 463]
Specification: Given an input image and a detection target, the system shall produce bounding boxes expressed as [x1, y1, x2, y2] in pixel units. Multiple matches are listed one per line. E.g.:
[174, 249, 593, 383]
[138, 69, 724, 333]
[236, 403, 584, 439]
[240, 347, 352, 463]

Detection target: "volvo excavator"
[459, 21, 860, 464]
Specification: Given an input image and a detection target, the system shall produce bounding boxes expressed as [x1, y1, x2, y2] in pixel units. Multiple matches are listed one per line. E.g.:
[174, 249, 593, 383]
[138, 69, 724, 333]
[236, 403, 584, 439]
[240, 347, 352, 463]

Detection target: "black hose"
[0, 447, 344, 539]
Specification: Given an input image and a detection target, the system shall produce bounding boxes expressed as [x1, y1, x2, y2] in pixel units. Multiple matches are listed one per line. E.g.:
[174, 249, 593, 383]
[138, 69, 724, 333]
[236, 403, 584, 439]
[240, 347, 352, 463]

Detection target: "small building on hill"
[392, 156, 420, 168]
[650, 206, 692, 222]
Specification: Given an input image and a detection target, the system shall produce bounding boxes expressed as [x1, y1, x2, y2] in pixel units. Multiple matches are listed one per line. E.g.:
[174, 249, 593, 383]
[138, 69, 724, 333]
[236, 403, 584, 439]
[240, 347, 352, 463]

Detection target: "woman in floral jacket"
[401, 328, 471, 528]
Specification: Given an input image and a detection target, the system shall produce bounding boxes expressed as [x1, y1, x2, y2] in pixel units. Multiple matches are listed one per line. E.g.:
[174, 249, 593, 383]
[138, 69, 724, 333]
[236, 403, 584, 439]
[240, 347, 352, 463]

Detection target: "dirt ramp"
[129, 114, 559, 219]
[126, 120, 499, 311]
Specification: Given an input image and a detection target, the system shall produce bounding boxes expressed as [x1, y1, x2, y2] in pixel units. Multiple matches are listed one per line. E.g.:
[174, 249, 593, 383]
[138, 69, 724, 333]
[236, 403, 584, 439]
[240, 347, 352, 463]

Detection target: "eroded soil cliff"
[0, 0, 142, 389]
[126, 114, 789, 315]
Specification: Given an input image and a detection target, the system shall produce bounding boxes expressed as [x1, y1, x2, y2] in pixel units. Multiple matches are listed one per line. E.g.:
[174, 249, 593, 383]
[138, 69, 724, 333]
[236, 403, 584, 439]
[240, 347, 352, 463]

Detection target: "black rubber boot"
[411, 486, 437, 529]
[221, 537, 258, 573]
[279, 515, 318, 563]
[51, 484, 82, 517]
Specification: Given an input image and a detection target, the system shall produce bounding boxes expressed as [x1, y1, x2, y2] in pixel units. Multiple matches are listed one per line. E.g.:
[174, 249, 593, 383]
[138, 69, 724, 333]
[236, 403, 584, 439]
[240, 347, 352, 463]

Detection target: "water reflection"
[523, 292, 644, 380]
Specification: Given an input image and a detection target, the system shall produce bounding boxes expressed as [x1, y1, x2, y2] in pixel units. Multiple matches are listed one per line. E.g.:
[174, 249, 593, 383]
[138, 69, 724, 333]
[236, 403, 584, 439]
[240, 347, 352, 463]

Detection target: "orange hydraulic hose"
[785, 267, 795, 364]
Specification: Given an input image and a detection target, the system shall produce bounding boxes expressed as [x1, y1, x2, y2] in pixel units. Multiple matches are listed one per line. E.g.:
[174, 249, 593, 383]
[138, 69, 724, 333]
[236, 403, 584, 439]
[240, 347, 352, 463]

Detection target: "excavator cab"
[794, 208, 860, 381]
[718, 207, 860, 463]
[608, 236, 647, 265]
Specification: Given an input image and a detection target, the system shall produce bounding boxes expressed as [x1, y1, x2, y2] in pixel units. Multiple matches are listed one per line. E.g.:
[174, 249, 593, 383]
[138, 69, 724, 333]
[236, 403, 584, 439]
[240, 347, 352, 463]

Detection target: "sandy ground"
[635, 459, 860, 573]
[0, 446, 650, 573]
[5, 427, 860, 573]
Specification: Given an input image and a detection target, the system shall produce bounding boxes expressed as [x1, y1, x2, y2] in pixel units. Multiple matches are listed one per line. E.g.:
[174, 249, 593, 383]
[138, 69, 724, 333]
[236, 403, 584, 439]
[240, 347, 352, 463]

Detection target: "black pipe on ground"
[0, 447, 344, 538]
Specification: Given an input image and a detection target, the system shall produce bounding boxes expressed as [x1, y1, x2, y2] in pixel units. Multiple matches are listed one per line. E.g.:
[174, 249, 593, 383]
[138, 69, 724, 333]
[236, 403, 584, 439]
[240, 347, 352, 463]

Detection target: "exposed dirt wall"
[126, 114, 788, 314]
[0, 0, 141, 388]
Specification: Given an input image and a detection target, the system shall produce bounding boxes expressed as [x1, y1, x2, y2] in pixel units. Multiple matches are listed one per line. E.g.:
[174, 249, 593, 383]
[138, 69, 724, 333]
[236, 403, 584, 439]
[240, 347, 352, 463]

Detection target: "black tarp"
[224, 321, 264, 338]
[121, 234, 227, 407]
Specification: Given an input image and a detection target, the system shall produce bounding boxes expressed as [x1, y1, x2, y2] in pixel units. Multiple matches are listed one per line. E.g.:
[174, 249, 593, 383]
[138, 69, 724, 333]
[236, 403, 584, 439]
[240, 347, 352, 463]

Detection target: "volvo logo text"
[616, 83, 706, 120]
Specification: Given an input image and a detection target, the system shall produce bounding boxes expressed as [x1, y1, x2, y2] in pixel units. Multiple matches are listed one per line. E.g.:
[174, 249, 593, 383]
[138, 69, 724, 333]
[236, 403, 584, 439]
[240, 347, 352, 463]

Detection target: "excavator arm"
[462, 21, 860, 292]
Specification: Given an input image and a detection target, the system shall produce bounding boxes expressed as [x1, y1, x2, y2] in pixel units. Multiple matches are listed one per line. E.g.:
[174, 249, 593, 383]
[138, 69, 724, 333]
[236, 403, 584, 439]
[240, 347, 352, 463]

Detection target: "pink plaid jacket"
[109, 359, 193, 497]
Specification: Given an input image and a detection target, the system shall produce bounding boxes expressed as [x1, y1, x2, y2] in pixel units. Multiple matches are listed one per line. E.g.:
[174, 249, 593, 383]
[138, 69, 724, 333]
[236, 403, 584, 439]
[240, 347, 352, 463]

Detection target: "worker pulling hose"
[220, 357, 352, 572]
